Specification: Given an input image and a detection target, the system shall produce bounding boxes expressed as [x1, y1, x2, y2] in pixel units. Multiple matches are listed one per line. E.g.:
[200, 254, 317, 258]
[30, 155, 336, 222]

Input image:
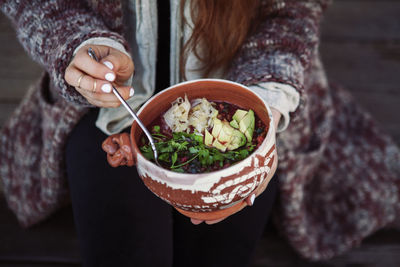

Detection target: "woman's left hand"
[190, 108, 282, 225]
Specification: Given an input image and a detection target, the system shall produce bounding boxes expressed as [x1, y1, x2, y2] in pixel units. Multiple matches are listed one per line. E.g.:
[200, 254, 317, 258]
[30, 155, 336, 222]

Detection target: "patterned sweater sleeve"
[227, 0, 331, 102]
[0, 0, 128, 106]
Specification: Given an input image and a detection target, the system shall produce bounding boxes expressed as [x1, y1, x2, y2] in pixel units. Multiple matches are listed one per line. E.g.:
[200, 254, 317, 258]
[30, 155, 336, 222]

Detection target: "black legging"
[65, 108, 278, 267]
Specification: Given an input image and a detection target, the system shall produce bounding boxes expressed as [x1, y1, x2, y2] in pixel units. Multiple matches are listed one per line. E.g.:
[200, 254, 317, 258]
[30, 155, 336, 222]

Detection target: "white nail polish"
[129, 88, 134, 97]
[101, 84, 112, 93]
[250, 194, 255, 206]
[103, 61, 114, 70]
[105, 73, 115, 82]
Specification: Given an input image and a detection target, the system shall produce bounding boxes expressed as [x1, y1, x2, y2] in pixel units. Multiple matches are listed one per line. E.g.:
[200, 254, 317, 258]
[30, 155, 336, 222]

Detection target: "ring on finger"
[92, 79, 97, 93]
[77, 74, 85, 89]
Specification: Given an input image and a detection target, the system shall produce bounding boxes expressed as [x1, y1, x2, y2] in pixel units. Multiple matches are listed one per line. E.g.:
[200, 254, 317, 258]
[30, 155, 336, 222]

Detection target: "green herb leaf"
[140, 146, 154, 160]
[193, 134, 203, 143]
[160, 146, 174, 153]
[239, 149, 249, 158]
[152, 133, 167, 138]
[171, 154, 199, 169]
[158, 153, 170, 162]
[171, 152, 178, 166]
[152, 125, 161, 133]
[140, 123, 258, 172]
[189, 147, 199, 154]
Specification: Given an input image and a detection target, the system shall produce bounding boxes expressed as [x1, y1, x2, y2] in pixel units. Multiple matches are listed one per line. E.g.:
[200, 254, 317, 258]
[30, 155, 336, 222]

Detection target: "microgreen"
[152, 125, 161, 133]
[139, 125, 256, 173]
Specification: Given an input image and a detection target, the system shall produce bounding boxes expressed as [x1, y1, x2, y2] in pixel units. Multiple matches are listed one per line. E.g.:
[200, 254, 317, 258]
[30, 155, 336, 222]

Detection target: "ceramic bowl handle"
[102, 133, 135, 167]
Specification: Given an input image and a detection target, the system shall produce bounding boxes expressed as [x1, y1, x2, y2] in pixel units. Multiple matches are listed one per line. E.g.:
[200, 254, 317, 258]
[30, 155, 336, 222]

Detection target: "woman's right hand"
[65, 45, 135, 108]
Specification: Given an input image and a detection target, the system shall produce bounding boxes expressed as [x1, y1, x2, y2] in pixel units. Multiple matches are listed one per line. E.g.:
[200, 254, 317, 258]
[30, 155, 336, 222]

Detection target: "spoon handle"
[87, 48, 158, 162]
[110, 84, 158, 160]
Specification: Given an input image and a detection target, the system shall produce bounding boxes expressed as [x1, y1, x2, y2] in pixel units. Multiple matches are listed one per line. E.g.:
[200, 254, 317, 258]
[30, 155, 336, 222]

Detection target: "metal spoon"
[87, 47, 160, 166]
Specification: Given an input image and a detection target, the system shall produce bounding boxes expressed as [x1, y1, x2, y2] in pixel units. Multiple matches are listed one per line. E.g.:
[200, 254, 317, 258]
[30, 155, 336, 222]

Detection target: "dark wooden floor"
[1, 0, 400, 266]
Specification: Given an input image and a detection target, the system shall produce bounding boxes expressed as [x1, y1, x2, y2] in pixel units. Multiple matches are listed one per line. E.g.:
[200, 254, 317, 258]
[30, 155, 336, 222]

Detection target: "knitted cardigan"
[1, 0, 399, 261]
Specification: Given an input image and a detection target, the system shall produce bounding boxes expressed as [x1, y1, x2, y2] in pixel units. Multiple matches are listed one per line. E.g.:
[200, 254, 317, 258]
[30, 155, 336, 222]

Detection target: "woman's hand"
[65, 45, 135, 107]
[190, 107, 281, 225]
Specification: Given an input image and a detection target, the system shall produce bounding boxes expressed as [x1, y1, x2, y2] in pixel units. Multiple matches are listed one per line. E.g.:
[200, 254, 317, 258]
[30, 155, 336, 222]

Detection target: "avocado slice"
[232, 109, 248, 122]
[229, 119, 239, 129]
[204, 129, 214, 147]
[212, 118, 223, 137]
[227, 129, 246, 150]
[239, 110, 255, 142]
[212, 139, 227, 152]
[218, 121, 235, 143]
[208, 119, 246, 151]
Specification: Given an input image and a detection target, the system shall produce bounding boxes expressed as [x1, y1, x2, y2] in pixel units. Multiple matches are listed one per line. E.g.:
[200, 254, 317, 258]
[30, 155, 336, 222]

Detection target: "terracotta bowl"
[102, 79, 277, 221]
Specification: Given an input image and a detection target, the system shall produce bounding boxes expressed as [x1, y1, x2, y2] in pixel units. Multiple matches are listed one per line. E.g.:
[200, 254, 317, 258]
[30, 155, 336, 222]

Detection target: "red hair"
[180, 0, 262, 79]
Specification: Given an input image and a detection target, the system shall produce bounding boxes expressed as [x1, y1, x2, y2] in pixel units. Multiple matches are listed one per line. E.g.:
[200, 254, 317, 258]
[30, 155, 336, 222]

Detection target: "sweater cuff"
[52, 30, 129, 106]
[248, 82, 300, 132]
[73, 37, 133, 86]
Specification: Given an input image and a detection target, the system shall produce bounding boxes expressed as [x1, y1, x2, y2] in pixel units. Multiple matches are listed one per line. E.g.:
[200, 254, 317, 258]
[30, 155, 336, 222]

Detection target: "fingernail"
[101, 84, 112, 93]
[129, 88, 134, 97]
[250, 194, 256, 206]
[103, 61, 114, 70]
[105, 73, 115, 82]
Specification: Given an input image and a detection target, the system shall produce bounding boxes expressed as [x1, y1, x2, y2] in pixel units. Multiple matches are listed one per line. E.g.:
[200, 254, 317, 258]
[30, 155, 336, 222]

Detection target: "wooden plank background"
[0, 0, 399, 266]
[319, 0, 400, 144]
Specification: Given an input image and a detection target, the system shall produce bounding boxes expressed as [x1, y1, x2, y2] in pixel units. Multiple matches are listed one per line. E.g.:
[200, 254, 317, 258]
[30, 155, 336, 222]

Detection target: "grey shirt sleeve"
[248, 82, 300, 132]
